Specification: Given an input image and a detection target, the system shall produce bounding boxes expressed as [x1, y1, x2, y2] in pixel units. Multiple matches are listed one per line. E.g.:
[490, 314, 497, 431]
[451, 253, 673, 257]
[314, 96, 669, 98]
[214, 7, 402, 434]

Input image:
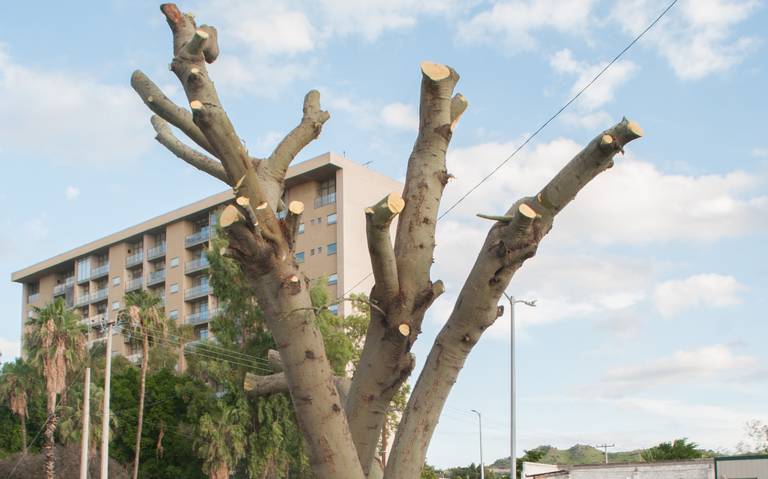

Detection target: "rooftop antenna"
[362, 161, 373, 167]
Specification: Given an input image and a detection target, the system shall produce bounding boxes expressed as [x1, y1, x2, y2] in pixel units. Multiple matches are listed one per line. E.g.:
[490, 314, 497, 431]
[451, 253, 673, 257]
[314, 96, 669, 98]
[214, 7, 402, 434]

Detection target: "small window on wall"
[295, 252, 305, 263]
[298, 223, 305, 234]
[328, 273, 338, 285]
[112, 301, 120, 311]
[169, 310, 179, 320]
[327, 213, 337, 225]
[329, 304, 339, 315]
[327, 243, 337, 255]
[199, 329, 209, 340]
[310, 249, 315, 256]
[112, 276, 121, 287]
[170, 283, 179, 294]
[170, 257, 180, 268]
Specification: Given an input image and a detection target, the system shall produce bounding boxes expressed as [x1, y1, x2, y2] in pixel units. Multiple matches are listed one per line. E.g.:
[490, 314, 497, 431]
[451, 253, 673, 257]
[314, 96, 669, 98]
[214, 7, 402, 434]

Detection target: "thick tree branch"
[150, 115, 227, 182]
[346, 62, 461, 475]
[385, 118, 643, 479]
[131, 70, 217, 158]
[266, 90, 330, 181]
[245, 372, 351, 403]
[365, 193, 405, 301]
[284, 201, 305, 251]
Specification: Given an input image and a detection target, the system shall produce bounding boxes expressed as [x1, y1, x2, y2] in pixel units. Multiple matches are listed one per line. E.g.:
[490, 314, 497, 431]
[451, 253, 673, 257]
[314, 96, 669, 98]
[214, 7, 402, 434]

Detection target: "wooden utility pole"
[596, 443, 615, 464]
[80, 367, 91, 479]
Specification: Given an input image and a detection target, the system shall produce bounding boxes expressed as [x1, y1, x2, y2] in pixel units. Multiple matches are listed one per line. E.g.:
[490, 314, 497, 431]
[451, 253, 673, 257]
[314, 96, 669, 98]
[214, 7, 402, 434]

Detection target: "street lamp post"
[503, 293, 536, 479]
[470, 409, 485, 479]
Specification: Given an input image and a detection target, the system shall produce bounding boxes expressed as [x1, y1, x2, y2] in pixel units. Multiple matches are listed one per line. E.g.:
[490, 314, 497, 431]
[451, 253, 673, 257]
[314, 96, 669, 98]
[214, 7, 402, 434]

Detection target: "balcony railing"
[185, 227, 210, 248]
[74, 293, 90, 307]
[82, 313, 106, 328]
[126, 251, 144, 268]
[185, 283, 210, 300]
[27, 293, 39, 303]
[91, 264, 109, 279]
[185, 257, 209, 274]
[53, 284, 66, 296]
[187, 308, 218, 325]
[314, 192, 336, 208]
[147, 269, 166, 286]
[91, 288, 109, 303]
[147, 243, 167, 260]
[126, 277, 143, 292]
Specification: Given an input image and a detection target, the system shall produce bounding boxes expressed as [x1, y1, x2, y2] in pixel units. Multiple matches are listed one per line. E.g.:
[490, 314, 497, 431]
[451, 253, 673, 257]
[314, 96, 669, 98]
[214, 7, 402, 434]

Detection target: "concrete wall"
[568, 460, 714, 479]
[523, 462, 562, 477]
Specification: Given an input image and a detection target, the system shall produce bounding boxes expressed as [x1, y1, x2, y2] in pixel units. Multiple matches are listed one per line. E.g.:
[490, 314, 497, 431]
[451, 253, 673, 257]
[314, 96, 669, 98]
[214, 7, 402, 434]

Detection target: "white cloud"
[0, 336, 21, 364]
[752, 147, 768, 158]
[653, 273, 745, 317]
[549, 48, 637, 111]
[458, 0, 596, 50]
[380, 102, 419, 130]
[65, 186, 80, 200]
[613, 0, 760, 80]
[0, 45, 151, 164]
[441, 138, 768, 245]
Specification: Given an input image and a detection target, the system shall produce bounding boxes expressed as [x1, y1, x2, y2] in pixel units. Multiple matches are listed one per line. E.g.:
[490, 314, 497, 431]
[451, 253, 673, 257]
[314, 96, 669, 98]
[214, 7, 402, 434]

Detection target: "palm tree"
[26, 297, 87, 479]
[119, 289, 168, 479]
[196, 403, 247, 479]
[0, 358, 36, 454]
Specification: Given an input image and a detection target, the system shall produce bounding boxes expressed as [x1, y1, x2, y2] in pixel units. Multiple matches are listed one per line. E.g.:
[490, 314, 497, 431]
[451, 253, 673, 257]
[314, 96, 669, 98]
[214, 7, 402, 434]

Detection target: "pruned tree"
[132, 4, 643, 478]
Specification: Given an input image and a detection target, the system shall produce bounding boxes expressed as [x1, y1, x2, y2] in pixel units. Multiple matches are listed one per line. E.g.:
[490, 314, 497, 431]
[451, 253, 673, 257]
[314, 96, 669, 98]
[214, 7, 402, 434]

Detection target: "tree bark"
[20, 413, 27, 455]
[346, 62, 459, 475]
[133, 332, 149, 479]
[385, 118, 643, 479]
[44, 391, 57, 479]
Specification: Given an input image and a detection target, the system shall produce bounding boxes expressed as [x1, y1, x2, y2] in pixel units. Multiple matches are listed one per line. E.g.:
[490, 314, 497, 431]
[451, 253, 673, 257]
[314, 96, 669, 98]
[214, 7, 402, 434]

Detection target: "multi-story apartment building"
[12, 153, 402, 356]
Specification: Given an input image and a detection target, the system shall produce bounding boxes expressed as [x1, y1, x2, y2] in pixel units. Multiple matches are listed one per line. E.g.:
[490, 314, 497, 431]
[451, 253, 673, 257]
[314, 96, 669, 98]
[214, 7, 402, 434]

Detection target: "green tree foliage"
[196, 400, 247, 479]
[641, 438, 703, 461]
[421, 463, 440, 479]
[517, 448, 546, 478]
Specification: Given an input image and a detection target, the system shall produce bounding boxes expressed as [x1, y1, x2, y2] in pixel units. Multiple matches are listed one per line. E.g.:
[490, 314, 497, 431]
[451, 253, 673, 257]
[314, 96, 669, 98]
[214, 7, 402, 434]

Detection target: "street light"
[502, 293, 536, 479]
[470, 409, 485, 479]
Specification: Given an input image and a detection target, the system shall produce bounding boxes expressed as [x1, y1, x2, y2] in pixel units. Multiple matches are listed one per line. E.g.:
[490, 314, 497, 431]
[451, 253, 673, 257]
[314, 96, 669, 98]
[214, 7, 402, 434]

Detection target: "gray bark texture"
[132, 5, 643, 479]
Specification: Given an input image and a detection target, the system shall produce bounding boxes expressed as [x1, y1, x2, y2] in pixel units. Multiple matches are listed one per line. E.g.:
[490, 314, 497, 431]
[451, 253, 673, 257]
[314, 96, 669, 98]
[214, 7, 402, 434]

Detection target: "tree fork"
[385, 118, 643, 479]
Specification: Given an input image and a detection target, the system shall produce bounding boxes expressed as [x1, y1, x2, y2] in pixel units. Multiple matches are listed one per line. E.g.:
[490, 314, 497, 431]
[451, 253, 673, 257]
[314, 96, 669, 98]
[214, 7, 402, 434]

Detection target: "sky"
[1, 0, 767, 469]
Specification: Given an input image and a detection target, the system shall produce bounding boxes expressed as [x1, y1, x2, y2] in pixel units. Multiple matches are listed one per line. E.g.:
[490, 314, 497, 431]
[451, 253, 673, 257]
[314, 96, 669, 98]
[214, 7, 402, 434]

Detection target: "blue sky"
[1, 0, 767, 469]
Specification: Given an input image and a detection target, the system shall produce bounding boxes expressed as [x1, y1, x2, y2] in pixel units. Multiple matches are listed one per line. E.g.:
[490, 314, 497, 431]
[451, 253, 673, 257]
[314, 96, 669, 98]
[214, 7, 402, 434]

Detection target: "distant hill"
[491, 444, 644, 469]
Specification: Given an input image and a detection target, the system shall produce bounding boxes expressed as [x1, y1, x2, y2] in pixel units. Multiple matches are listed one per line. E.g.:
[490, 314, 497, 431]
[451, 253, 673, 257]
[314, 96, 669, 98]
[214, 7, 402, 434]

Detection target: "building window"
[310, 248, 315, 256]
[328, 273, 338, 285]
[298, 223, 305, 234]
[317, 216, 322, 224]
[314, 177, 337, 208]
[170, 283, 179, 294]
[112, 276, 121, 287]
[295, 252, 305, 263]
[329, 304, 339, 315]
[112, 301, 120, 311]
[170, 257, 180, 268]
[327, 243, 337, 255]
[199, 329, 209, 340]
[317, 246, 322, 254]
[169, 310, 178, 320]
[27, 282, 40, 303]
[327, 212, 337, 225]
[77, 258, 91, 282]
[310, 218, 315, 225]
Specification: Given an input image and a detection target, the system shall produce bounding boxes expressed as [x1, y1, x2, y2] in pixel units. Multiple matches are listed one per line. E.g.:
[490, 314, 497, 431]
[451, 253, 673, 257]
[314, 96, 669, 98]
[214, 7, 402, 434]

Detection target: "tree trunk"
[133, 332, 149, 479]
[20, 413, 27, 454]
[44, 391, 57, 479]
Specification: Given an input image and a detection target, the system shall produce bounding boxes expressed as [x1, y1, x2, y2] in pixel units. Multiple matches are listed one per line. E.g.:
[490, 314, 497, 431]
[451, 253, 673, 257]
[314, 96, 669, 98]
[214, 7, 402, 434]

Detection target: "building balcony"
[27, 293, 39, 304]
[147, 269, 166, 286]
[126, 277, 143, 292]
[185, 257, 209, 274]
[126, 251, 144, 268]
[147, 243, 166, 260]
[185, 283, 210, 301]
[74, 294, 90, 307]
[185, 227, 210, 248]
[91, 288, 108, 303]
[91, 264, 109, 279]
[187, 308, 217, 325]
[82, 313, 106, 328]
[53, 284, 66, 296]
[314, 192, 336, 208]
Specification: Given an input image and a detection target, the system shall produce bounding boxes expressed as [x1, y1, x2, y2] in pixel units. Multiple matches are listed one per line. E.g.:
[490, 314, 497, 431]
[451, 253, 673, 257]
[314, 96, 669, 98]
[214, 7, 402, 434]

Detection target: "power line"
[334, 0, 679, 303]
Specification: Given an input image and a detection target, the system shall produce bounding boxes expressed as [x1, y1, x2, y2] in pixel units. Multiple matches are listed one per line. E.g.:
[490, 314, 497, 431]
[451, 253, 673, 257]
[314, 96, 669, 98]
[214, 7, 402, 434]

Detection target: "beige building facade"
[12, 153, 402, 356]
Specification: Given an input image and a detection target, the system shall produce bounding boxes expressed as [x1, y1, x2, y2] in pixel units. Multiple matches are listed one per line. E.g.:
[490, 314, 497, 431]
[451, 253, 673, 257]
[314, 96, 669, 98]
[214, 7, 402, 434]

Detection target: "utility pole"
[471, 409, 485, 479]
[100, 319, 115, 479]
[596, 443, 615, 464]
[502, 293, 536, 479]
[80, 367, 91, 479]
